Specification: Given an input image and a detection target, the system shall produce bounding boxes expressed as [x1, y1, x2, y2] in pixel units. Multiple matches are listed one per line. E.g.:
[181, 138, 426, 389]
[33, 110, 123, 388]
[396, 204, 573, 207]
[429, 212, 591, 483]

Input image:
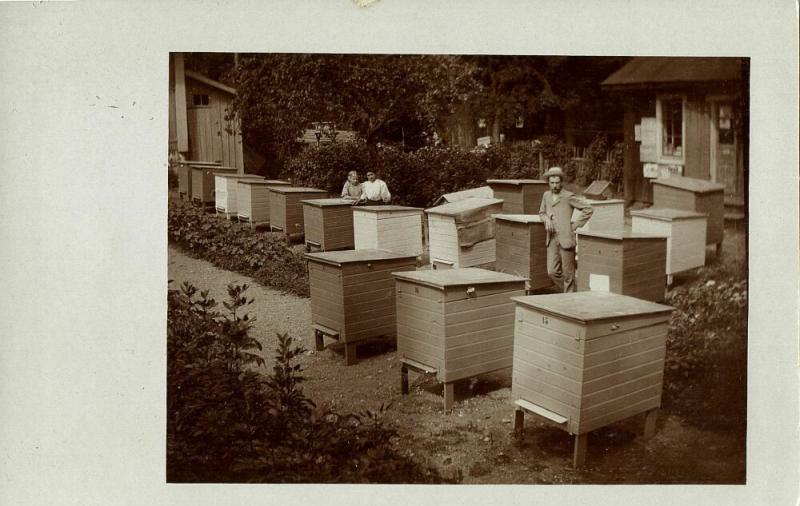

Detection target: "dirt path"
[168, 246, 745, 484]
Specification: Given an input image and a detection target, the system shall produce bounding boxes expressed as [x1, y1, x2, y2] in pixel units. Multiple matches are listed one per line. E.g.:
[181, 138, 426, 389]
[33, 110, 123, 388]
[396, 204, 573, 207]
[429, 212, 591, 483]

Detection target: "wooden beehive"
[576, 230, 668, 302]
[511, 291, 673, 467]
[652, 176, 725, 250]
[269, 187, 328, 237]
[302, 198, 356, 251]
[432, 186, 494, 206]
[236, 180, 291, 228]
[393, 268, 527, 411]
[353, 206, 424, 257]
[486, 179, 548, 214]
[630, 208, 707, 283]
[191, 165, 236, 205]
[177, 160, 220, 199]
[583, 180, 614, 200]
[305, 249, 417, 365]
[572, 199, 625, 232]
[214, 174, 265, 218]
[425, 197, 504, 269]
[494, 215, 550, 292]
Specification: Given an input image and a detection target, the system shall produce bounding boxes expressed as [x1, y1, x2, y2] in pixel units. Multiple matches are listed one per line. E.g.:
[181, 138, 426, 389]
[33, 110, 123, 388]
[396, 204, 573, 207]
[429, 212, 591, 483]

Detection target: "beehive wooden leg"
[400, 364, 409, 395]
[643, 408, 659, 439]
[514, 408, 525, 434]
[666, 274, 674, 287]
[572, 433, 588, 468]
[344, 343, 357, 366]
[715, 242, 723, 258]
[314, 330, 325, 352]
[443, 382, 455, 413]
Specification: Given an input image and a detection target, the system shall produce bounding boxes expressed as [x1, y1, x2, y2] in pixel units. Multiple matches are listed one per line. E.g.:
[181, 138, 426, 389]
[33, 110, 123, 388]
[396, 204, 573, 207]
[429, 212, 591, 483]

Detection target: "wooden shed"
[269, 187, 329, 238]
[486, 179, 548, 214]
[191, 166, 237, 206]
[236, 179, 291, 229]
[393, 268, 527, 412]
[305, 249, 417, 365]
[177, 160, 220, 200]
[493, 215, 550, 293]
[425, 197, 504, 269]
[214, 173, 264, 218]
[572, 199, 625, 232]
[576, 230, 668, 302]
[353, 206, 424, 257]
[630, 207, 707, 284]
[302, 198, 356, 252]
[511, 291, 674, 467]
[652, 175, 725, 253]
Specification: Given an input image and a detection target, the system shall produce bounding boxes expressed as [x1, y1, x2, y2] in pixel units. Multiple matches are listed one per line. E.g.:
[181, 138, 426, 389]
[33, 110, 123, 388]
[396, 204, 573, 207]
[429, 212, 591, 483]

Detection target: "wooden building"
[601, 57, 747, 219]
[573, 199, 625, 232]
[236, 180, 291, 228]
[353, 206, 424, 257]
[305, 249, 417, 365]
[215, 173, 265, 218]
[486, 179, 548, 214]
[269, 187, 328, 238]
[177, 160, 220, 200]
[576, 230, 668, 302]
[394, 268, 527, 411]
[425, 197, 504, 269]
[511, 291, 674, 467]
[191, 166, 236, 205]
[630, 207, 707, 284]
[302, 198, 356, 252]
[652, 175, 725, 254]
[493, 215, 550, 293]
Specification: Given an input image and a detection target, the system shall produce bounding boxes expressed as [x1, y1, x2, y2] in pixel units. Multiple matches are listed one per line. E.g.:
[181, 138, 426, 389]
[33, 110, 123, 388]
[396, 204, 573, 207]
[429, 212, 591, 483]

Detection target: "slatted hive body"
[630, 208, 707, 276]
[269, 187, 328, 236]
[393, 268, 527, 384]
[191, 166, 236, 204]
[215, 174, 265, 215]
[576, 230, 668, 302]
[494, 215, 550, 292]
[425, 198, 504, 269]
[511, 292, 673, 435]
[572, 199, 625, 232]
[486, 179, 548, 214]
[178, 161, 220, 199]
[652, 176, 725, 246]
[306, 250, 417, 344]
[353, 206, 424, 257]
[236, 180, 291, 224]
[302, 198, 356, 251]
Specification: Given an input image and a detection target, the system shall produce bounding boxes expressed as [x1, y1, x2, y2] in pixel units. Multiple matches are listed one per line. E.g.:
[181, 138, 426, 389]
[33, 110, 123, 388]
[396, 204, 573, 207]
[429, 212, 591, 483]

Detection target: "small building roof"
[652, 175, 725, 194]
[185, 70, 237, 95]
[602, 57, 743, 89]
[305, 249, 416, 266]
[392, 267, 527, 289]
[512, 292, 673, 322]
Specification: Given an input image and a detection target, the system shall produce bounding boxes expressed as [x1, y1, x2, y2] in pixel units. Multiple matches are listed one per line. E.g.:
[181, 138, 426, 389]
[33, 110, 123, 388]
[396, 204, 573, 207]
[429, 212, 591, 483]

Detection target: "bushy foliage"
[167, 282, 450, 483]
[663, 256, 748, 432]
[167, 197, 309, 297]
[286, 135, 624, 209]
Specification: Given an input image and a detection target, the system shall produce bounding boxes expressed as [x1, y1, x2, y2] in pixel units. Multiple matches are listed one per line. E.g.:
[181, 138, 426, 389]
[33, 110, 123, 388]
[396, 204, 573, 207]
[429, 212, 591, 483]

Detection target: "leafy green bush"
[167, 282, 451, 483]
[168, 196, 309, 297]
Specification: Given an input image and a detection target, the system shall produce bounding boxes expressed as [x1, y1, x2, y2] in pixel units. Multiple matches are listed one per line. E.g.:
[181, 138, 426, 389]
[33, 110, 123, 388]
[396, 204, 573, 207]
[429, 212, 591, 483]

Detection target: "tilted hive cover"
[652, 175, 724, 193]
[493, 214, 544, 224]
[424, 198, 504, 217]
[305, 249, 417, 266]
[630, 207, 707, 221]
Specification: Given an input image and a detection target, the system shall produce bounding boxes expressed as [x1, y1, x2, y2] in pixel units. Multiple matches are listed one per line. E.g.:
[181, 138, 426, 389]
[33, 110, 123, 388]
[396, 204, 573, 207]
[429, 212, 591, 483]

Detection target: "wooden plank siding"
[302, 200, 355, 251]
[269, 188, 327, 235]
[652, 180, 724, 246]
[631, 211, 707, 275]
[215, 174, 264, 215]
[486, 180, 548, 214]
[494, 217, 550, 291]
[353, 207, 423, 257]
[683, 96, 711, 181]
[573, 199, 625, 232]
[237, 181, 288, 223]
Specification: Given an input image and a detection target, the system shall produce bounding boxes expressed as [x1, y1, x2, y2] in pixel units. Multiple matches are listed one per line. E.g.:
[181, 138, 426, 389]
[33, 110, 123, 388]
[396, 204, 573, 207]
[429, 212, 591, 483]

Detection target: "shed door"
[711, 100, 743, 199]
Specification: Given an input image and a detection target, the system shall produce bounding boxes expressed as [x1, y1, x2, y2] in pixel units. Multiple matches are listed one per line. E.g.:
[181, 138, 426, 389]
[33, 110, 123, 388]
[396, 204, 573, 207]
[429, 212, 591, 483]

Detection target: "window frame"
[655, 94, 687, 164]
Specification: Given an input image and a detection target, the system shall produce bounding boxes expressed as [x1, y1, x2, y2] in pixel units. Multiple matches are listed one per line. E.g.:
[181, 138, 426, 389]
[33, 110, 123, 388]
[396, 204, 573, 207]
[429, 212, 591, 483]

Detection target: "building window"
[656, 95, 685, 162]
[192, 94, 210, 106]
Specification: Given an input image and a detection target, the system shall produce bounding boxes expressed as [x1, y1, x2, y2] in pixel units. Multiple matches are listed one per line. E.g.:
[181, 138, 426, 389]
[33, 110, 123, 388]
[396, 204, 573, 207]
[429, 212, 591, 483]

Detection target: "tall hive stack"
[576, 230, 668, 302]
[305, 249, 417, 365]
[630, 208, 707, 284]
[236, 180, 291, 228]
[510, 291, 674, 467]
[493, 214, 550, 293]
[393, 268, 527, 411]
[268, 187, 328, 237]
[302, 198, 357, 252]
[191, 166, 237, 205]
[425, 197, 504, 269]
[486, 179, 548, 214]
[651, 176, 725, 255]
[214, 174, 265, 218]
[177, 160, 220, 200]
[353, 206, 424, 257]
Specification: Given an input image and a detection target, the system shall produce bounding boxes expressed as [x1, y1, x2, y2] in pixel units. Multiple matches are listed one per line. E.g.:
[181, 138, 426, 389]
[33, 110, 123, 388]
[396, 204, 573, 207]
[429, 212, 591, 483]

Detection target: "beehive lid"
[577, 229, 668, 240]
[216, 174, 265, 179]
[652, 175, 725, 193]
[424, 198, 504, 216]
[239, 179, 291, 186]
[486, 179, 546, 186]
[630, 207, 707, 221]
[392, 268, 527, 289]
[585, 198, 625, 206]
[493, 214, 543, 224]
[269, 186, 327, 193]
[305, 249, 417, 266]
[434, 186, 494, 205]
[354, 205, 422, 214]
[301, 198, 356, 207]
[512, 291, 673, 323]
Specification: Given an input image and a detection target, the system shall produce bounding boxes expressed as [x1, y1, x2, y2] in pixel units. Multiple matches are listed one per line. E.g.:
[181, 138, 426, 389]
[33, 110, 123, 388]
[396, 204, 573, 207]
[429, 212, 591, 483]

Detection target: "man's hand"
[544, 217, 554, 233]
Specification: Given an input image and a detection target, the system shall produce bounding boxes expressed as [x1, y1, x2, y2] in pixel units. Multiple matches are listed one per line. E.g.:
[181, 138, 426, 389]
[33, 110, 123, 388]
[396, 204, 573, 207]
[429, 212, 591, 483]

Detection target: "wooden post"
[643, 408, 658, 439]
[400, 364, 409, 395]
[173, 53, 189, 155]
[314, 330, 324, 352]
[443, 382, 455, 413]
[715, 242, 723, 259]
[514, 408, 525, 434]
[572, 433, 588, 468]
[344, 343, 357, 366]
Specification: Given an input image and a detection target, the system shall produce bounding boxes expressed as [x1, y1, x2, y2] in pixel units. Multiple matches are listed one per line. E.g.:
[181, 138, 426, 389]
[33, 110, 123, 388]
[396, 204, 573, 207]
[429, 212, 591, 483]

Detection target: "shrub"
[168, 196, 309, 297]
[167, 282, 451, 483]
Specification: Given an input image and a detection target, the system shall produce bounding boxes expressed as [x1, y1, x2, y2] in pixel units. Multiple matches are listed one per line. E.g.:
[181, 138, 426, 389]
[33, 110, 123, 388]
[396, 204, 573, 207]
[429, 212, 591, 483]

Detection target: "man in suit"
[539, 167, 594, 292]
